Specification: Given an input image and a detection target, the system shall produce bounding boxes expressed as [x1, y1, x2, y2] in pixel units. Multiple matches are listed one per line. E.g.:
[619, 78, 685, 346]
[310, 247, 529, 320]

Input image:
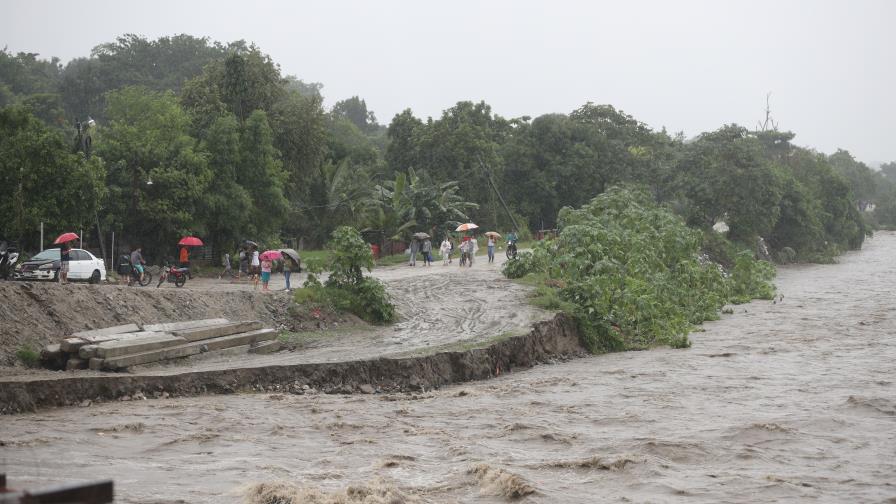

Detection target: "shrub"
[16, 346, 39, 368]
[503, 186, 776, 353]
[293, 226, 396, 324]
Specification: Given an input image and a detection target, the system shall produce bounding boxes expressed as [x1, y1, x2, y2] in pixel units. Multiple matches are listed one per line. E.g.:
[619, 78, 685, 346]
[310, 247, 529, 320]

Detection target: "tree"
[59, 35, 228, 122]
[238, 110, 289, 241]
[385, 108, 423, 177]
[331, 96, 378, 133]
[97, 86, 211, 251]
[199, 114, 254, 252]
[0, 106, 105, 249]
[881, 161, 896, 182]
[675, 125, 784, 242]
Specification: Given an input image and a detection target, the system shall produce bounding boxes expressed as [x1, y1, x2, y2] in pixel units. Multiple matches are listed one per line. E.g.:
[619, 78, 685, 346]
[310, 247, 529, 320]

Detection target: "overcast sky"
[4, 0, 894, 164]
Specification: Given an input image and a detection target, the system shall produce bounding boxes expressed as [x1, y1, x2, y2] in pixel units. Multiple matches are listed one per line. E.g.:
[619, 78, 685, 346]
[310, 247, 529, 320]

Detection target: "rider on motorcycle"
[130, 246, 146, 284]
[506, 231, 519, 257]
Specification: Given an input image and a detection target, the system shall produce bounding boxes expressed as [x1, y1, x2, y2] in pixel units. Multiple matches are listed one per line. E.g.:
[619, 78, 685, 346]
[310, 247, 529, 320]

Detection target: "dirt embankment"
[0, 314, 584, 414]
[0, 281, 336, 366]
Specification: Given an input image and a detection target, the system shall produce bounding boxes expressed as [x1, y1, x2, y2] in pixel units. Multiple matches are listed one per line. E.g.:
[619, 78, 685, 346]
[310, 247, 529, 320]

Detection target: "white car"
[15, 247, 107, 283]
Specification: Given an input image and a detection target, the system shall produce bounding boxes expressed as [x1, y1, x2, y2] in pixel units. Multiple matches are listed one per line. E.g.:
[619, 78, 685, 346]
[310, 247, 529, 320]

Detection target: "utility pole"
[477, 156, 521, 233]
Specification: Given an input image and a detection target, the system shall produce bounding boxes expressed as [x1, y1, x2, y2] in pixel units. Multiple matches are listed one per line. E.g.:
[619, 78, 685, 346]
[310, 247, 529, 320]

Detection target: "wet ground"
[2, 233, 895, 502]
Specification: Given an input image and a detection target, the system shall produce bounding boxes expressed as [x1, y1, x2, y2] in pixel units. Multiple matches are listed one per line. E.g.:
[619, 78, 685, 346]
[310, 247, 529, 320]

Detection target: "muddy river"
[2, 233, 895, 503]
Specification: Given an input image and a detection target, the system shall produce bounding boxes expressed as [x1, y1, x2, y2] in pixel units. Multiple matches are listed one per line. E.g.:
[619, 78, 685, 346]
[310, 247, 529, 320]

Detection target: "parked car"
[14, 248, 106, 283]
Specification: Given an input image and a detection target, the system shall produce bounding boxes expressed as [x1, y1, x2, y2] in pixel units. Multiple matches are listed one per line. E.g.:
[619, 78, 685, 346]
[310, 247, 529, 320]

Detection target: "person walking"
[440, 237, 452, 265]
[59, 241, 72, 284]
[260, 257, 272, 291]
[487, 235, 496, 263]
[250, 246, 261, 286]
[283, 255, 295, 291]
[219, 252, 232, 279]
[409, 238, 419, 267]
[421, 238, 433, 266]
[238, 249, 248, 282]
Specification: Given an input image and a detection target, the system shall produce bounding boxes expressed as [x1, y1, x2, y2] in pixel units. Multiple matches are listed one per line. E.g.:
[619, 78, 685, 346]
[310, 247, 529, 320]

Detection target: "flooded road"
[2, 233, 895, 503]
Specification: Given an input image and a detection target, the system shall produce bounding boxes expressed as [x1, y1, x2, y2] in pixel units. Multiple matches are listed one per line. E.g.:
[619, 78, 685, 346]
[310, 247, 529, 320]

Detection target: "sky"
[3, 0, 894, 165]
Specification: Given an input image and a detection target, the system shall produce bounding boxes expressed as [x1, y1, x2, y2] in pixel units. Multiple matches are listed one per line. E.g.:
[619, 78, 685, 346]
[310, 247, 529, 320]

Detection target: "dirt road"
[3, 234, 894, 502]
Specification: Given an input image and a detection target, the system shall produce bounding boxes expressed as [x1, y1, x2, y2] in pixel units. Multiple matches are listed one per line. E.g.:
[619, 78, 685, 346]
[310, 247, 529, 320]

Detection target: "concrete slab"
[104, 329, 277, 370]
[96, 334, 185, 358]
[249, 340, 282, 354]
[72, 323, 140, 340]
[60, 337, 88, 353]
[103, 344, 201, 370]
[194, 328, 277, 352]
[172, 321, 264, 342]
[142, 318, 230, 332]
[81, 330, 166, 345]
[89, 357, 104, 370]
[78, 345, 99, 359]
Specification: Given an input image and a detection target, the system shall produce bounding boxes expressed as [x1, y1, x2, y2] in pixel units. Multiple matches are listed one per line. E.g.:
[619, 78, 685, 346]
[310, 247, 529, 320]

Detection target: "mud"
[2, 233, 895, 502]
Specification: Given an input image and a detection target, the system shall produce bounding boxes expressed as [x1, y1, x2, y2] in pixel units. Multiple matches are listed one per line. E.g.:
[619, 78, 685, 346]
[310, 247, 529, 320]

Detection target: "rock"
[79, 400, 91, 407]
[359, 384, 375, 394]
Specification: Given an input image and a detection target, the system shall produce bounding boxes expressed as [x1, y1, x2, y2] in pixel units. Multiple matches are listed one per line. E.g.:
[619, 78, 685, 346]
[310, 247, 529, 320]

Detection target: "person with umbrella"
[53, 232, 78, 284]
[413, 232, 433, 267]
[408, 236, 419, 267]
[177, 236, 204, 280]
[258, 250, 282, 291]
[280, 248, 301, 291]
[485, 231, 501, 264]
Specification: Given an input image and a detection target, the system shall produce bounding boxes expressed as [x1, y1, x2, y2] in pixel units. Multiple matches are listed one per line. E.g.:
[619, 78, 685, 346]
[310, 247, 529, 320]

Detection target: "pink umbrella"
[260, 250, 282, 261]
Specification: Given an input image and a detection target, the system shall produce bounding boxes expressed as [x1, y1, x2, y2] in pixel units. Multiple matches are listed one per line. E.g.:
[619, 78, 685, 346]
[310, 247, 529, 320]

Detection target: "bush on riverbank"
[504, 186, 775, 353]
[294, 226, 396, 324]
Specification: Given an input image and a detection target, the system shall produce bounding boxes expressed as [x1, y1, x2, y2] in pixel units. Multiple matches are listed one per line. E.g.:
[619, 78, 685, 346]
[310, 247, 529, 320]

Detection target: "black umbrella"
[279, 248, 300, 265]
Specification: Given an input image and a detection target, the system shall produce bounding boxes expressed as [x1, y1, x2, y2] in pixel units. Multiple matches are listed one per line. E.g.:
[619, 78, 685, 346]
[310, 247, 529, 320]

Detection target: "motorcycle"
[157, 263, 188, 288]
[119, 254, 152, 286]
[0, 241, 20, 280]
[506, 240, 518, 260]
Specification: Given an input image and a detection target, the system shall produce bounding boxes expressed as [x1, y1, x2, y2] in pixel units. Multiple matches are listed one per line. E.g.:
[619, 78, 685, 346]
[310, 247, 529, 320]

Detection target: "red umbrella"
[178, 236, 204, 247]
[53, 232, 79, 245]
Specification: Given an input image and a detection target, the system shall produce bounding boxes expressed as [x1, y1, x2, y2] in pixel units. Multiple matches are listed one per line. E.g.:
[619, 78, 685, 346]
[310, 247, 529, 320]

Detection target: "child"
[260, 258, 272, 291]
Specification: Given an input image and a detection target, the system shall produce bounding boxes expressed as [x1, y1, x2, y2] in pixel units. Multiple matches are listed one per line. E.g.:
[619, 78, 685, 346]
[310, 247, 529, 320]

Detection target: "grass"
[509, 272, 576, 313]
[16, 345, 40, 368]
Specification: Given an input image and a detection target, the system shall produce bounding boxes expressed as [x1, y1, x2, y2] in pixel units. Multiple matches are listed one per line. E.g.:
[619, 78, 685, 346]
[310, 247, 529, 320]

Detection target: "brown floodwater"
[2, 233, 895, 503]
